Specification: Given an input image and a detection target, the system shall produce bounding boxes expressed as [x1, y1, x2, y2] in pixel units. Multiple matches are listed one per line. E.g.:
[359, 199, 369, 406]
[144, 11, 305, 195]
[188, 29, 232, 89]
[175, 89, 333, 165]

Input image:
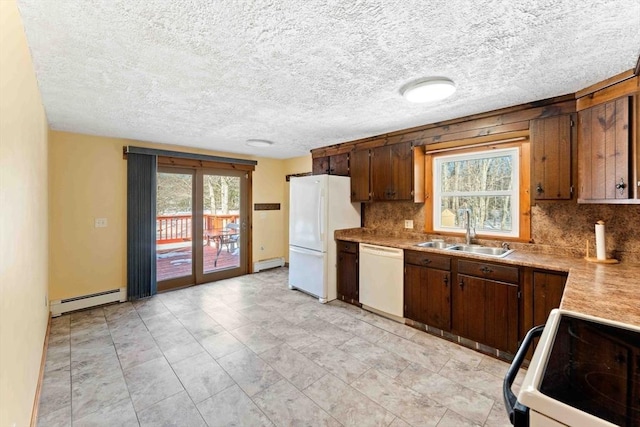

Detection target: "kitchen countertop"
[335, 228, 640, 327]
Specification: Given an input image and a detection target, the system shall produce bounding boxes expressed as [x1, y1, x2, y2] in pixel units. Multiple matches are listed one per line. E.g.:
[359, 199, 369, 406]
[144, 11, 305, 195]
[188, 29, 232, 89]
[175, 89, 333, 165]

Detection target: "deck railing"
[156, 214, 239, 244]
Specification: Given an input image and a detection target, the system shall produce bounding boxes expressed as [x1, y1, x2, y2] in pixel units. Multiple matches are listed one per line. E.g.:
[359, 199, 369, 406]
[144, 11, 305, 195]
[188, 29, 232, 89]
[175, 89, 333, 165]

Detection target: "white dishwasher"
[359, 243, 404, 321]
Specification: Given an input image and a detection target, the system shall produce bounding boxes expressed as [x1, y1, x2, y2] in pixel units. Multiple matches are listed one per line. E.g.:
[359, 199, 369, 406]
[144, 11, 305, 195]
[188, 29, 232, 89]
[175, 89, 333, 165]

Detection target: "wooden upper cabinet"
[371, 142, 414, 201]
[530, 114, 574, 200]
[312, 153, 349, 176]
[312, 156, 329, 175]
[349, 149, 371, 202]
[577, 94, 637, 203]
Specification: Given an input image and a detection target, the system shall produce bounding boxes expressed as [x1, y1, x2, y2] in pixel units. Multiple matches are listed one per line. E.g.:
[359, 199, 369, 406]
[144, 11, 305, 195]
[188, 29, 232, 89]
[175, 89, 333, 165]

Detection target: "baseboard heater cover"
[253, 257, 285, 272]
[50, 288, 127, 317]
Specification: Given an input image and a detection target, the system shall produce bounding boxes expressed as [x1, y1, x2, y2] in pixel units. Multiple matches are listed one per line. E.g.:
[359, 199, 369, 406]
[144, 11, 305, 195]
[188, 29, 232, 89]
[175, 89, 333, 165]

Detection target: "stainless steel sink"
[446, 244, 514, 258]
[415, 241, 451, 249]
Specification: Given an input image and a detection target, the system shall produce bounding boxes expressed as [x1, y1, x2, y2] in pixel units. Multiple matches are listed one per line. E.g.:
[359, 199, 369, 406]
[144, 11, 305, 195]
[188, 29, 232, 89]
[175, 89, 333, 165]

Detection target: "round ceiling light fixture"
[400, 77, 456, 103]
[246, 139, 274, 148]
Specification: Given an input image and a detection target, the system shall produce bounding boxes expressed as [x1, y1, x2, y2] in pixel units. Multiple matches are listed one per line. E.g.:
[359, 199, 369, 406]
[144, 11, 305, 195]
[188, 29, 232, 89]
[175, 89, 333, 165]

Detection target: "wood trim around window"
[424, 141, 532, 243]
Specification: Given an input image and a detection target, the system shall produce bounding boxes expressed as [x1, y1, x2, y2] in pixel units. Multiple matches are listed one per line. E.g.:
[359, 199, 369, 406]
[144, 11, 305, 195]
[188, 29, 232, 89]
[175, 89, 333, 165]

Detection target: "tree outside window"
[433, 147, 520, 237]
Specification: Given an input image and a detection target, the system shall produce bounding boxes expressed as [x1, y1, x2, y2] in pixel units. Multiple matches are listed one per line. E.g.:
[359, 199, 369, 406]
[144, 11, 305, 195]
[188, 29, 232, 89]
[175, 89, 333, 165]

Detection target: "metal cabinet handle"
[615, 178, 627, 195]
[480, 266, 493, 274]
[536, 183, 544, 194]
[421, 259, 432, 265]
[459, 279, 464, 289]
[443, 276, 449, 286]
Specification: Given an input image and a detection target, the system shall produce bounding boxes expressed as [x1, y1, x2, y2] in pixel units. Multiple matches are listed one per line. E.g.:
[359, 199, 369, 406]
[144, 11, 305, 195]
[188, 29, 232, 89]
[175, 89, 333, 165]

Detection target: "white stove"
[504, 309, 640, 427]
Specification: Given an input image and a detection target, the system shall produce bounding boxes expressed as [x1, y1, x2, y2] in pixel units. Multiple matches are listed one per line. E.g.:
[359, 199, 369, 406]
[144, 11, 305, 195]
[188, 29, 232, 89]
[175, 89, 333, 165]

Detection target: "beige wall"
[49, 131, 311, 300]
[280, 156, 313, 261]
[49, 132, 128, 300]
[0, 1, 50, 426]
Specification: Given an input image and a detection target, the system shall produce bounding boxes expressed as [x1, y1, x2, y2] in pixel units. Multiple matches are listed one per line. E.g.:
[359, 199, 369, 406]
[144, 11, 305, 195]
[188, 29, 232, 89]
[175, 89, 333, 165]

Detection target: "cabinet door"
[531, 114, 573, 200]
[425, 269, 451, 331]
[456, 274, 519, 353]
[404, 264, 427, 323]
[330, 153, 350, 176]
[532, 271, 566, 326]
[455, 274, 486, 344]
[312, 156, 330, 175]
[483, 279, 519, 353]
[350, 149, 371, 202]
[371, 145, 392, 200]
[337, 250, 359, 304]
[371, 142, 413, 200]
[578, 96, 631, 202]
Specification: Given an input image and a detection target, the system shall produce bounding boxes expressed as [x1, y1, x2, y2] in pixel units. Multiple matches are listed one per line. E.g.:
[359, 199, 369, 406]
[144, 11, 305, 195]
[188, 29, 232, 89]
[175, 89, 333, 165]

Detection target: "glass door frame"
[194, 168, 249, 284]
[156, 164, 251, 292]
[156, 167, 196, 292]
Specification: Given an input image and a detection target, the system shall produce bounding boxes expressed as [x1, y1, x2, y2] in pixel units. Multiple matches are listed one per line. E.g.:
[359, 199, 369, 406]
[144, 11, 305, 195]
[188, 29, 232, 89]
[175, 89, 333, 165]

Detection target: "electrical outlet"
[404, 219, 414, 229]
[94, 217, 108, 228]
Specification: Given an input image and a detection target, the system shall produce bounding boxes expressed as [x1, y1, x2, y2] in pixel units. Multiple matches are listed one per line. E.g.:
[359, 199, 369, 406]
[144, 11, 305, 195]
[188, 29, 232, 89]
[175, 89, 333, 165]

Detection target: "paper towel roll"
[595, 220, 606, 260]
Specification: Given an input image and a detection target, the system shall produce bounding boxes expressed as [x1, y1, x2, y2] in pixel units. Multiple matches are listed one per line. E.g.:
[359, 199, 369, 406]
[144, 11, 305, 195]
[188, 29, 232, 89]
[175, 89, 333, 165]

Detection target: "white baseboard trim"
[50, 287, 127, 317]
[253, 257, 285, 272]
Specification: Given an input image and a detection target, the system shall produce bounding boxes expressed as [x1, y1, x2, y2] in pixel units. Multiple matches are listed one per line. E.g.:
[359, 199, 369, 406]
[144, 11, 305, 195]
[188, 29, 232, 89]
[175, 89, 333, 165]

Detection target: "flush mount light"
[401, 77, 456, 103]
[246, 139, 274, 148]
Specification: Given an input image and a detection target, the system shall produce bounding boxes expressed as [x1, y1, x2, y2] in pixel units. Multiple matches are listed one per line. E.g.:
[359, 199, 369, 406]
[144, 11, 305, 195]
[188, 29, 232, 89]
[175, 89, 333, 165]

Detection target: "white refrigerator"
[289, 175, 361, 303]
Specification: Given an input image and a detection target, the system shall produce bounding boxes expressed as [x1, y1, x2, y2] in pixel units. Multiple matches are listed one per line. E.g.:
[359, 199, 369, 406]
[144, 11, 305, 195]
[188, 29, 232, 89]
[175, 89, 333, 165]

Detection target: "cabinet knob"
[459, 279, 464, 289]
[443, 276, 449, 286]
[421, 259, 432, 265]
[615, 178, 627, 195]
[480, 266, 493, 274]
[536, 183, 544, 194]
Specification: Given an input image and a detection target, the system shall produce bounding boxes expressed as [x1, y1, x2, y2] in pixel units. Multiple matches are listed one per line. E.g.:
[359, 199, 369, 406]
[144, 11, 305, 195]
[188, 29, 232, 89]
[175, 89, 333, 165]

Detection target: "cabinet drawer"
[458, 259, 519, 283]
[404, 250, 451, 270]
[337, 241, 358, 254]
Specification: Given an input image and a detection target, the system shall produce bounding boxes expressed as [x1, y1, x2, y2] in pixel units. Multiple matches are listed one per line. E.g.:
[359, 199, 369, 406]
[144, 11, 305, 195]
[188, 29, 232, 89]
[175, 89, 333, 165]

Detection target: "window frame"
[425, 141, 531, 242]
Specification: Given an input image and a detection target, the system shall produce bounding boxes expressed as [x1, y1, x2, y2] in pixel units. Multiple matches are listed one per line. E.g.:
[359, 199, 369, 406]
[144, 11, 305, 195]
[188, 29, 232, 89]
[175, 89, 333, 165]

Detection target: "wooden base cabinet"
[521, 269, 567, 357]
[453, 260, 520, 353]
[454, 274, 519, 353]
[404, 251, 452, 331]
[532, 271, 566, 326]
[337, 240, 359, 305]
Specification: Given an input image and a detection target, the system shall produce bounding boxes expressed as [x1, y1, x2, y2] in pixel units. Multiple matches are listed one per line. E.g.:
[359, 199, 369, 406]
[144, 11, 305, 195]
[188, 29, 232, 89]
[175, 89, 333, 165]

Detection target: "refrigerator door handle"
[289, 246, 324, 256]
[318, 190, 325, 243]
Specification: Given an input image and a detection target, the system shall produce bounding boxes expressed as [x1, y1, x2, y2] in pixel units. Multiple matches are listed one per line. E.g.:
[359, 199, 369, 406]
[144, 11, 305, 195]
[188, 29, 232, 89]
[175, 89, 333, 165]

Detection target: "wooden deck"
[156, 244, 239, 282]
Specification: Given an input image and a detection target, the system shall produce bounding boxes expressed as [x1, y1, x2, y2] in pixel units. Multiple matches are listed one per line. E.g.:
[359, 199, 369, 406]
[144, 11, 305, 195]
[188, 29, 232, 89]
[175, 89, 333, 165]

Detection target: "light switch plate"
[404, 219, 414, 229]
[95, 218, 108, 228]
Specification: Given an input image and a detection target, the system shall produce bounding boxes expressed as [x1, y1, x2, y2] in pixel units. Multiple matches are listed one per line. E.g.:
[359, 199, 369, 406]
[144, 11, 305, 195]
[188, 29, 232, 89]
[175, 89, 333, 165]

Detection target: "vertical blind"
[124, 145, 256, 299]
[127, 153, 157, 299]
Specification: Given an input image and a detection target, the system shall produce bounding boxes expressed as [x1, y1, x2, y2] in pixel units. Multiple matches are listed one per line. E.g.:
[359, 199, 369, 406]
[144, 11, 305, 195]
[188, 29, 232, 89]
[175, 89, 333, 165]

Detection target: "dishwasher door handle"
[360, 244, 403, 258]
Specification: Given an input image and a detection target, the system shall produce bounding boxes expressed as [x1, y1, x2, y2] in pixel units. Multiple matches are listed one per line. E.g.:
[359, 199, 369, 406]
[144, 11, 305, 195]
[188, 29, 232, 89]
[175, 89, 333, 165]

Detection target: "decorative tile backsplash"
[364, 201, 640, 262]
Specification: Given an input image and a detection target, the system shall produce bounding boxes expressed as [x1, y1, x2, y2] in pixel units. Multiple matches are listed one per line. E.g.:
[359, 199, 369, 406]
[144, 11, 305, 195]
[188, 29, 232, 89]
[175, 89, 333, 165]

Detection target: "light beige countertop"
[335, 228, 640, 327]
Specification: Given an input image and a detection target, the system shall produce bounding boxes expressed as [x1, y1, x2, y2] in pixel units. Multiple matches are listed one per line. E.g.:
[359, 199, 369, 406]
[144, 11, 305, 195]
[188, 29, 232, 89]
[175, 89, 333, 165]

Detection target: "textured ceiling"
[16, 1, 640, 159]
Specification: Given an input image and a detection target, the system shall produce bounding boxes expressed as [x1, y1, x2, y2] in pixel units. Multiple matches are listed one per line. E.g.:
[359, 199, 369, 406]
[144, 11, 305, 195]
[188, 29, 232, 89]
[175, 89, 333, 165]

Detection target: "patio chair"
[222, 223, 240, 253]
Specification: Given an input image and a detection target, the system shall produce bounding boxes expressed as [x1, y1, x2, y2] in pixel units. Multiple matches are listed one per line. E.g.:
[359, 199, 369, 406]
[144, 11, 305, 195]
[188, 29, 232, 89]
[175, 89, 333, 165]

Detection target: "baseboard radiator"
[253, 257, 285, 272]
[50, 288, 127, 317]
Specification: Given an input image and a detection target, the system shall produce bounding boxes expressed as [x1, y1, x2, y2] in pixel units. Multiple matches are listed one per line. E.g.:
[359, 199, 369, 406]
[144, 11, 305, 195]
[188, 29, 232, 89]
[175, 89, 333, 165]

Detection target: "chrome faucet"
[464, 209, 475, 245]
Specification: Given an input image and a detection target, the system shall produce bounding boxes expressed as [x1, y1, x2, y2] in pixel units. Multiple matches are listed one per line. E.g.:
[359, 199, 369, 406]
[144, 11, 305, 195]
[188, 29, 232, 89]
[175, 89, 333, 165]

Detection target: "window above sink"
[424, 139, 531, 243]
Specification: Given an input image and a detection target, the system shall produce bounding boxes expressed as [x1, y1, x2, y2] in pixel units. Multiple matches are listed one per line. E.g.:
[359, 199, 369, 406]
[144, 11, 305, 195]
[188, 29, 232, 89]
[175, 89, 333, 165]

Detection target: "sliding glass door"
[196, 170, 248, 284]
[156, 167, 249, 291]
[156, 169, 195, 289]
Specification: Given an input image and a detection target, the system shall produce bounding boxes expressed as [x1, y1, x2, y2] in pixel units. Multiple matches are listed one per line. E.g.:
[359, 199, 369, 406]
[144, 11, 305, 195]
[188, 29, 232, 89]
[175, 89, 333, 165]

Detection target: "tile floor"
[37, 267, 523, 427]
